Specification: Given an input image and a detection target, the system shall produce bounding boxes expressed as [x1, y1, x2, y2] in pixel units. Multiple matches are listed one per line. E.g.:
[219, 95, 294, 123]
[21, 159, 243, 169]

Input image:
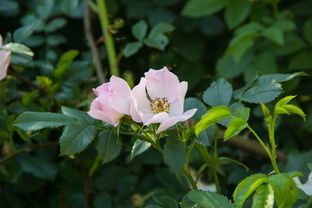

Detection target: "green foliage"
[224, 117, 248, 140]
[163, 136, 186, 177]
[0, 43, 34, 56]
[233, 174, 269, 208]
[131, 139, 151, 160]
[195, 106, 232, 136]
[203, 78, 233, 107]
[225, 0, 251, 29]
[96, 129, 122, 164]
[182, 0, 229, 17]
[183, 190, 234, 208]
[251, 184, 274, 208]
[14, 112, 74, 131]
[268, 173, 299, 208]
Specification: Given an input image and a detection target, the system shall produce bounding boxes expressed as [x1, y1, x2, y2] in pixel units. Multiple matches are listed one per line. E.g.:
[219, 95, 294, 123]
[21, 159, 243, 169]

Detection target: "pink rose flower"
[0, 35, 11, 81]
[130, 67, 197, 133]
[88, 76, 132, 127]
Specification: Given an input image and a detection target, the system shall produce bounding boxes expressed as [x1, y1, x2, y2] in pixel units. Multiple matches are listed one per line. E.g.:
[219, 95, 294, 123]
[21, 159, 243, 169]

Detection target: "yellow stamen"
[150, 97, 170, 114]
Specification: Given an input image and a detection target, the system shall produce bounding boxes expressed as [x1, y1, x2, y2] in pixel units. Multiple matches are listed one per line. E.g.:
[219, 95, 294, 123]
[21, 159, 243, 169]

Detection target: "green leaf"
[184, 98, 207, 122]
[303, 18, 312, 46]
[47, 34, 66, 46]
[13, 21, 40, 43]
[144, 205, 162, 208]
[45, 18, 67, 32]
[289, 52, 312, 70]
[195, 106, 232, 137]
[144, 23, 174, 50]
[224, 117, 248, 140]
[14, 112, 74, 131]
[20, 157, 57, 180]
[262, 27, 284, 45]
[187, 190, 234, 208]
[233, 174, 269, 208]
[60, 124, 97, 155]
[203, 78, 233, 107]
[225, 0, 252, 29]
[96, 129, 122, 163]
[239, 77, 282, 103]
[1, 43, 34, 56]
[275, 95, 296, 107]
[251, 184, 274, 208]
[131, 140, 151, 160]
[228, 36, 255, 63]
[61, 106, 95, 124]
[124, 42, 143, 57]
[182, 0, 229, 17]
[269, 173, 299, 208]
[153, 196, 179, 208]
[54, 50, 79, 78]
[132, 20, 148, 40]
[163, 136, 186, 177]
[282, 105, 306, 120]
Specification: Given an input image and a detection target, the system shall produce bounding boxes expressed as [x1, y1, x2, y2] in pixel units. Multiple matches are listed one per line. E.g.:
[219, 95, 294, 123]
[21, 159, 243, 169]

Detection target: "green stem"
[96, 0, 119, 76]
[210, 167, 220, 194]
[268, 116, 280, 173]
[185, 165, 198, 190]
[88, 156, 101, 177]
[271, 0, 279, 16]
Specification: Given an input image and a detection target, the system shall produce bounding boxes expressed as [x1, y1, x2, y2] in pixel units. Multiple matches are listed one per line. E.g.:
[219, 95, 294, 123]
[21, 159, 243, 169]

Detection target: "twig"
[84, 4, 106, 83]
[0, 142, 58, 165]
[96, 0, 120, 76]
[8, 70, 44, 92]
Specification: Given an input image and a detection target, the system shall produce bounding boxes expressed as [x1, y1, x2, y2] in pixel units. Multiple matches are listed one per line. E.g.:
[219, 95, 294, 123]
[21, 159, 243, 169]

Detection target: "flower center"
[150, 97, 170, 114]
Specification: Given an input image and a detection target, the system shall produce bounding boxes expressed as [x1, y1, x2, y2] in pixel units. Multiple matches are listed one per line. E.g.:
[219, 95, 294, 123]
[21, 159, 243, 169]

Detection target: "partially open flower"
[88, 76, 132, 127]
[130, 67, 197, 133]
[0, 35, 11, 81]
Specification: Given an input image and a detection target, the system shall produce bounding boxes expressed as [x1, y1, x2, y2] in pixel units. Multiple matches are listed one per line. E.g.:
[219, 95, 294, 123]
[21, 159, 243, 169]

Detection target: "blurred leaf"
[251, 184, 274, 208]
[289, 52, 312, 70]
[186, 190, 234, 208]
[61, 0, 79, 14]
[262, 27, 284, 45]
[36, 0, 54, 19]
[1, 43, 34, 56]
[144, 23, 175, 50]
[131, 140, 151, 160]
[20, 157, 57, 180]
[0, 0, 18, 16]
[303, 18, 312, 46]
[233, 174, 268, 208]
[93, 192, 112, 208]
[60, 123, 97, 155]
[224, 117, 248, 140]
[182, 0, 229, 17]
[195, 106, 232, 136]
[203, 78, 233, 107]
[153, 195, 179, 208]
[96, 129, 121, 163]
[268, 173, 298, 208]
[13, 21, 40, 43]
[116, 175, 137, 200]
[47, 34, 66, 46]
[54, 50, 79, 78]
[45, 18, 67, 32]
[14, 112, 74, 131]
[225, 0, 252, 29]
[124, 42, 143, 57]
[184, 98, 207, 122]
[132, 20, 148, 40]
[163, 136, 186, 177]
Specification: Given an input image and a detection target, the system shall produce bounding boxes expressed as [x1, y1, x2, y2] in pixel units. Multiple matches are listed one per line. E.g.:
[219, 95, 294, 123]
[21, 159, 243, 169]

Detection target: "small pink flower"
[88, 76, 132, 127]
[0, 35, 11, 81]
[130, 67, 197, 133]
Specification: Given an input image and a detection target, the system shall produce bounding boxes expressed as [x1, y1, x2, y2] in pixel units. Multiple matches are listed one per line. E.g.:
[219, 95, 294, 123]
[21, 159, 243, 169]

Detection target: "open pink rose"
[88, 76, 132, 127]
[0, 35, 11, 81]
[130, 67, 197, 133]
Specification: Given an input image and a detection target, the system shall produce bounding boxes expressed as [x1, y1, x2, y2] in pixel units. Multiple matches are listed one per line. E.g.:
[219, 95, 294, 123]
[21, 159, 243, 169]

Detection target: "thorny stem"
[96, 0, 120, 76]
[185, 165, 198, 190]
[268, 116, 280, 173]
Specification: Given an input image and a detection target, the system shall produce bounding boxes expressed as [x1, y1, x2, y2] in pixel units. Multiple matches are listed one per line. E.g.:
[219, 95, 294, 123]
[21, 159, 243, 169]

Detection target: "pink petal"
[108, 76, 132, 115]
[145, 67, 180, 101]
[169, 81, 188, 116]
[0, 51, 11, 81]
[145, 112, 170, 125]
[0, 35, 2, 46]
[130, 78, 153, 123]
[88, 98, 123, 127]
[156, 108, 197, 133]
[93, 82, 110, 96]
